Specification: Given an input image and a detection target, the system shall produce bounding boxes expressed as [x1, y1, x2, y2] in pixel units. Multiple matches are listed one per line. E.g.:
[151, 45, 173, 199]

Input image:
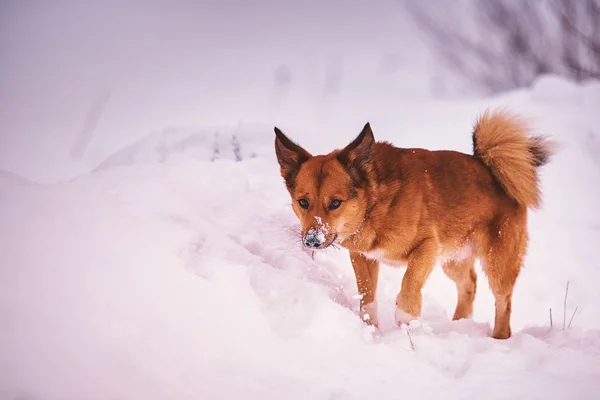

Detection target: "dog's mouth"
[307, 233, 339, 260]
[326, 233, 339, 248]
[306, 233, 339, 251]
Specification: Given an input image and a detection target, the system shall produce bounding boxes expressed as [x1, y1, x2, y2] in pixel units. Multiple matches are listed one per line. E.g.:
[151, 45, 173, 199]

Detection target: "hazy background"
[0, 0, 437, 182]
[1, 0, 598, 182]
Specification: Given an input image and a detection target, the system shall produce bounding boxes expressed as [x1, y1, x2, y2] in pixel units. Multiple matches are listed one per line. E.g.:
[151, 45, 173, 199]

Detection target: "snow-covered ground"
[1, 75, 600, 400]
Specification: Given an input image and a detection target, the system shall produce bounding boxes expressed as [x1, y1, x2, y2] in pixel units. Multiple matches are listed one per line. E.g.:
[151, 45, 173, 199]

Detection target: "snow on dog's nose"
[303, 216, 329, 249]
[303, 231, 325, 248]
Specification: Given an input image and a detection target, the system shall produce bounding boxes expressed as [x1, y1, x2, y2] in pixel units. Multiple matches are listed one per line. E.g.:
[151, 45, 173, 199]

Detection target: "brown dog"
[274, 109, 553, 339]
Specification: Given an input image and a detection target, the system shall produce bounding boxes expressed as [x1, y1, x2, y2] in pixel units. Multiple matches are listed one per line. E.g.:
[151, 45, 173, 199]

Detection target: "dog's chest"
[361, 249, 406, 267]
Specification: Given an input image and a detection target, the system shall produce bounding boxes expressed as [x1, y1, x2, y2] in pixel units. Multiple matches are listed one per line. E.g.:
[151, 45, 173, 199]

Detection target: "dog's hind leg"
[482, 210, 528, 339]
[395, 238, 438, 325]
[442, 257, 477, 320]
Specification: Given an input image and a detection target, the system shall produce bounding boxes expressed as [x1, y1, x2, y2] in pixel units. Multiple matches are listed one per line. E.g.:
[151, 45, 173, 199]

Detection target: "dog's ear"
[274, 127, 312, 189]
[337, 122, 375, 169]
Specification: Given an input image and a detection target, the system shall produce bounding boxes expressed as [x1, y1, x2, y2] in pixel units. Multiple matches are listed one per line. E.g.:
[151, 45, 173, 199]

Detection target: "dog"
[273, 109, 553, 339]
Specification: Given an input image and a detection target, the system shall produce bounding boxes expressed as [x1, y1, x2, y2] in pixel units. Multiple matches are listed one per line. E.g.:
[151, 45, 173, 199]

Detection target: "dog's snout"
[303, 234, 324, 249]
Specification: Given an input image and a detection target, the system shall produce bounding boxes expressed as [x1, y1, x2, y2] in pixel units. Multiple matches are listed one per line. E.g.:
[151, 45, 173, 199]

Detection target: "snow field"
[1, 76, 600, 399]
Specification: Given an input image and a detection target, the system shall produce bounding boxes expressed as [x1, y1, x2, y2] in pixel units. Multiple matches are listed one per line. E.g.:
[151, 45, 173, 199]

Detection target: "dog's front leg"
[350, 251, 380, 326]
[395, 238, 437, 326]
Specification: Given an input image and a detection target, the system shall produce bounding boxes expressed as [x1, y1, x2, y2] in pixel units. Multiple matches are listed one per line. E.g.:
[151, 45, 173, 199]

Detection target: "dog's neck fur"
[341, 188, 399, 253]
[340, 144, 409, 253]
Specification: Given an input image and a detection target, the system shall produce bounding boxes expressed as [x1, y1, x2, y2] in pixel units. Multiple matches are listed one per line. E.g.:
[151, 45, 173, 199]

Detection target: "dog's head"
[274, 123, 375, 250]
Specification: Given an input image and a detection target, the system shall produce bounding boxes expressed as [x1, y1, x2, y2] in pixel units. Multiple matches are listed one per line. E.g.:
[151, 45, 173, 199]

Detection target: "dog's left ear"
[274, 127, 312, 189]
[337, 122, 375, 169]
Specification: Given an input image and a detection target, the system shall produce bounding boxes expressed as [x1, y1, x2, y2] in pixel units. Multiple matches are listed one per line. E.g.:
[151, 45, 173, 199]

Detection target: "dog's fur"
[274, 109, 554, 339]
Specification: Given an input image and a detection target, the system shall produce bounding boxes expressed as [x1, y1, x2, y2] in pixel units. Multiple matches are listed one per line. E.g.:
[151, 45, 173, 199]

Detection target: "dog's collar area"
[345, 203, 376, 242]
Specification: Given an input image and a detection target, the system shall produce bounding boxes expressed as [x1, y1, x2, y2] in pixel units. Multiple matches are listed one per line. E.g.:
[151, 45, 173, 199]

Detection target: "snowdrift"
[1, 76, 600, 399]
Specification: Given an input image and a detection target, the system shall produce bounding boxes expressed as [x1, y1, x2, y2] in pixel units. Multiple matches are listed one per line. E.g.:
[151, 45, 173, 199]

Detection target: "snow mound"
[93, 122, 273, 172]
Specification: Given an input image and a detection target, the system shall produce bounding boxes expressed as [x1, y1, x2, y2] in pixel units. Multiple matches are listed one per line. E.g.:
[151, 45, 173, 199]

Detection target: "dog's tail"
[472, 109, 554, 209]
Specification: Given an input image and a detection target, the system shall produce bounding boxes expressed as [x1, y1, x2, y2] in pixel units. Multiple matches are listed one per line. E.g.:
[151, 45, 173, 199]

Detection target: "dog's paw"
[394, 307, 418, 327]
[360, 302, 379, 326]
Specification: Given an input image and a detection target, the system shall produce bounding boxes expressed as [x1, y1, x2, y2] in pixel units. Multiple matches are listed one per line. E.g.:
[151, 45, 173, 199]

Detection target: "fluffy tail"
[472, 109, 554, 209]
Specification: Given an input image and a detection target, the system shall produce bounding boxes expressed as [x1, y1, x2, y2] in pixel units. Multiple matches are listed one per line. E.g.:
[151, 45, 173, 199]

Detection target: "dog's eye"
[298, 199, 309, 209]
[328, 199, 342, 210]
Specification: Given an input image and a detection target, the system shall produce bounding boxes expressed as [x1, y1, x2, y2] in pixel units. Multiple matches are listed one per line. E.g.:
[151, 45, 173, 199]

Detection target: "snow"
[2, 3, 600, 397]
[1, 74, 600, 399]
[0, 1, 433, 184]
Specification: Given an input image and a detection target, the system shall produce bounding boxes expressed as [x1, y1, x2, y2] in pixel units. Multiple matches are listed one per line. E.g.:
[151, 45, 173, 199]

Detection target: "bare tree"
[405, 0, 600, 94]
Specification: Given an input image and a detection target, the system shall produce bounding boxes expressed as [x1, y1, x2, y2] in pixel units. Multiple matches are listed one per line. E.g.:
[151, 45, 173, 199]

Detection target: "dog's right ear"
[337, 122, 375, 170]
[274, 127, 312, 189]
[336, 123, 376, 189]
